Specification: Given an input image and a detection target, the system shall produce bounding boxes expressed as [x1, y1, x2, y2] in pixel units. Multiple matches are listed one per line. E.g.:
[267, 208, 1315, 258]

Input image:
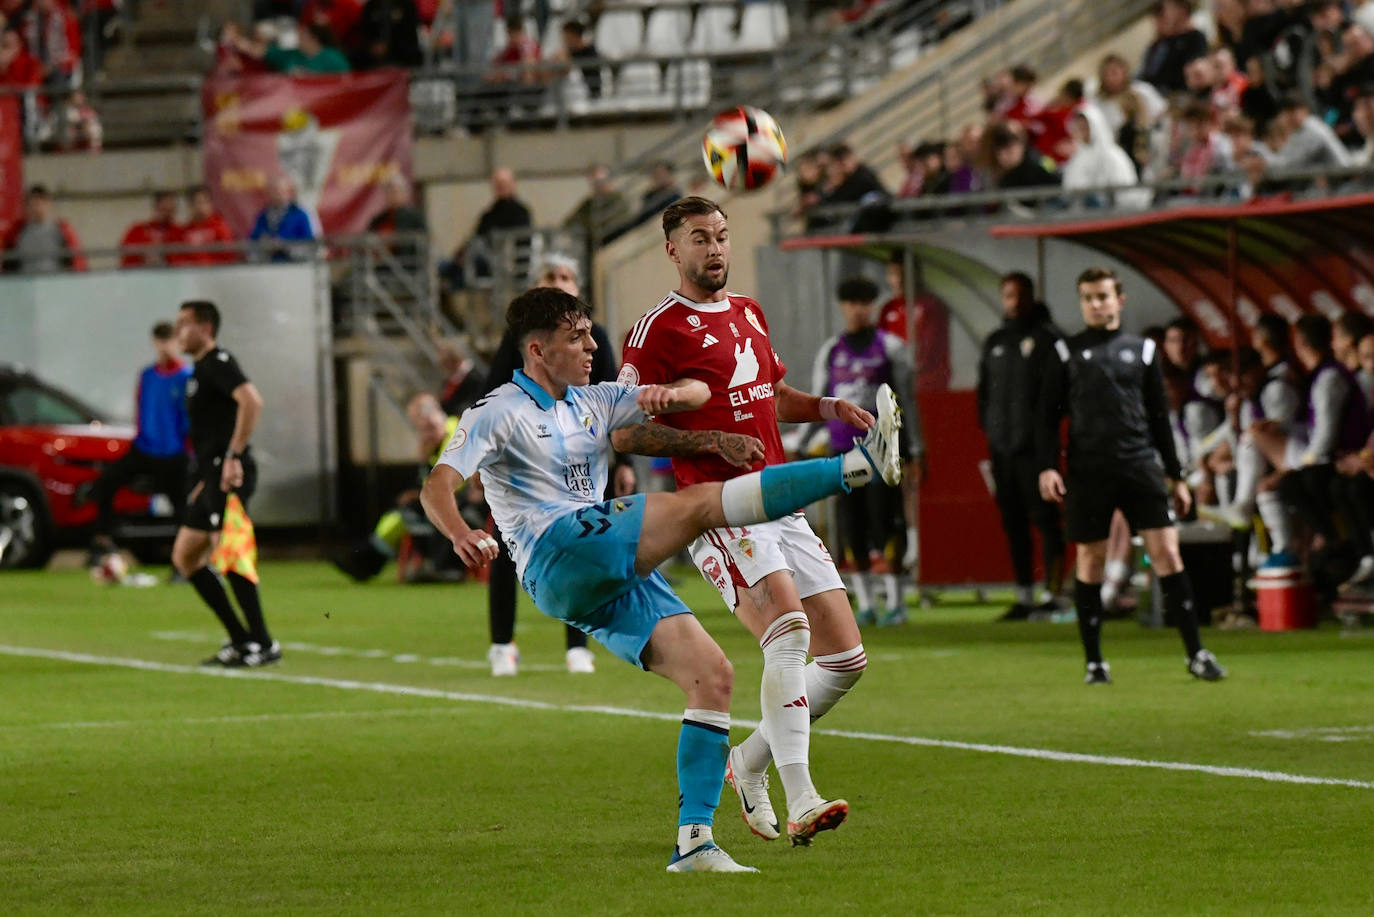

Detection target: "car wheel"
[0, 480, 51, 570]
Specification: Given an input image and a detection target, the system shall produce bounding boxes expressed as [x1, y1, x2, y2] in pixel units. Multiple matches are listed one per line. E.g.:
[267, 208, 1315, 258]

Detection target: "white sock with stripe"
[757, 611, 814, 811]
[739, 644, 867, 777]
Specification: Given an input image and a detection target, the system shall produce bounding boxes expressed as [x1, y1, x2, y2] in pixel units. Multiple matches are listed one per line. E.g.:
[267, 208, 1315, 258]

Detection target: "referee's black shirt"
[186, 347, 248, 462]
[1036, 326, 1183, 479]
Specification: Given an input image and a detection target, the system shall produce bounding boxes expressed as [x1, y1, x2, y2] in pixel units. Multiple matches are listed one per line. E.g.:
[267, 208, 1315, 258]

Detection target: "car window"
[5, 381, 95, 426]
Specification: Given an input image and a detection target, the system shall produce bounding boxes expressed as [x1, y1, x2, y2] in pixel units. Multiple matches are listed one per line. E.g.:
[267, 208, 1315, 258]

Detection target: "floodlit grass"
[3, 562, 1374, 915]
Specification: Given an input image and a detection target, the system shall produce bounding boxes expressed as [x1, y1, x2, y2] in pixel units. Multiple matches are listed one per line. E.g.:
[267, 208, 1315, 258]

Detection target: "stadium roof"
[781, 193, 1374, 346]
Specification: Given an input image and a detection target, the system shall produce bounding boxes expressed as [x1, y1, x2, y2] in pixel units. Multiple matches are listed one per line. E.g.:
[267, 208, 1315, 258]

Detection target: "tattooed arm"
[610, 423, 766, 469]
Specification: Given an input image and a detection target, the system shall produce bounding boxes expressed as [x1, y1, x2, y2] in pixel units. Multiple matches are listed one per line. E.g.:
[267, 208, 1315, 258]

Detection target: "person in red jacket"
[119, 191, 180, 268]
[169, 186, 238, 266]
[877, 251, 952, 392]
[0, 27, 42, 88]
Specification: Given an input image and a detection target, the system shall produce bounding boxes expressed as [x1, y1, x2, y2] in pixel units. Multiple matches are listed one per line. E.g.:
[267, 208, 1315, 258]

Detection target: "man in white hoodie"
[1062, 104, 1152, 209]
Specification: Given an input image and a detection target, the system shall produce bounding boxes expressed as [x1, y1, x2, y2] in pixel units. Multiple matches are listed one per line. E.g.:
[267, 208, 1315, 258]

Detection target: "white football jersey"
[436, 371, 646, 575]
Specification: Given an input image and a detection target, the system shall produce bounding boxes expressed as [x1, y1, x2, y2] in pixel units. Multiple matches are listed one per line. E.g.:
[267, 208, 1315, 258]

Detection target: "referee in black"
[170, 300, 279, 667]
[1037, 268, 1225, 684]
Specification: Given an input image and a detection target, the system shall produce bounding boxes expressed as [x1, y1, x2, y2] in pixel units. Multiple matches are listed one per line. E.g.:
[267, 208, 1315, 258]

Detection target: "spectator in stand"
[301, 0, 364, 63]
[80, 0, 122, 76]
[1175, 99, 1235, 187]
[367, 174, 426, 266]
[1091, 52, 1166, 171]
[435, 337, 483, 417]
[563, 163, 631, 247]
[879, 251, 951, 393]
[170, 185, 238, 266]
[1210, 47, 1248, 114]
[1351, 84, 1374, 166]
[21, 0, 81, 91]
[552, 19, 601, 98]
[0, 27, 41, 88]
[1270, 92, 1351, 170]
[250, 174, 318, 262]
[358, 0, 422, 69]
[1358, 332, 1374, 406]
[1182, 53, 1215, 107]
[991, 123, 1059, 202]
[3, 184, 85, 273]
[637, 161, 682, 223]
[1138, 0, 1208, 95]
[488, 14, 540, 84]
[948, 126, 987, 193]
[55, 88, 102, 152]
[120, 191, 181, 268]
[793, 148, 828, 230]
[441, 167, 532, 291]
[1062, 105, 1150, 209]
[1213, 0, 1248, 65]
[990, 64, 1043, 127]
[1033, 78, 1084, 165]
[245, 21, 350, 73]
[821, 142, 889, 230]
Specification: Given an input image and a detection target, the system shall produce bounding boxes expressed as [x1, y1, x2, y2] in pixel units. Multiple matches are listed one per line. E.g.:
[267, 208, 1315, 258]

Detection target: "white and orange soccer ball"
[702, 105, 787, 191]
[90, 551, 127, 585]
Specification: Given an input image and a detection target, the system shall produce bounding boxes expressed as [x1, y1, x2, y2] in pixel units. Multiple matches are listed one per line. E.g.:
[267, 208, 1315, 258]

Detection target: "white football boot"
[724, 745, 780, 840]
[666, 843, 758, 873]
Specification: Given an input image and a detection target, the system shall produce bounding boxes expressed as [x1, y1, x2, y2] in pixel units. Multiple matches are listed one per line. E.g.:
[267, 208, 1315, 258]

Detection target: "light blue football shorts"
[520, 495, 692, 669]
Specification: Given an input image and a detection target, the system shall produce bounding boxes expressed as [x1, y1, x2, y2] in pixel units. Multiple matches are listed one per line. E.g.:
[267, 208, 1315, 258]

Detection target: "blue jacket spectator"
[250, 175, 319, 262]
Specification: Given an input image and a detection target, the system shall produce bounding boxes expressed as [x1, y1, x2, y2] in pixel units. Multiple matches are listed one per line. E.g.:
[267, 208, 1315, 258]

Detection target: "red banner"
[202, 69, 413, 237]
[0, 96, 23, 242]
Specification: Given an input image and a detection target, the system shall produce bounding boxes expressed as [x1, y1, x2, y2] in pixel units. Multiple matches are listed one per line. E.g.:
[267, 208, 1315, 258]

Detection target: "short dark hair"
[153, 190, 176, 205]
[506, 287, 592, 347]
[836, 277, 880, 304]
[1294, 313, 1332, 353]
[1254, 313, 1291, 351]
[1167, 315, 1199, 334]
[1182, 99, 1213, 123]
[27, 183, 49, 199]
[561, 19, 585, 37]
[180, 299, 221, 335]
[1060, 78, 1084, 101]
[829, 142, 854, 159]
[662, 196, 726, 239]
[1278, 91, 1310, 113]
[1010, 64, 1037, 85]
[1076, 266, 1122, 295]
[186, 184, 210, 200]
[1201, 348, 1231, 368]
[1236, 346, 1262, 374]
[151, 321, 176, 340]
[1001, 271, 1035, 306]
[505, 14, 524, 31]
[306, 22, 336, 47]
[1336, 310, 1374, 342]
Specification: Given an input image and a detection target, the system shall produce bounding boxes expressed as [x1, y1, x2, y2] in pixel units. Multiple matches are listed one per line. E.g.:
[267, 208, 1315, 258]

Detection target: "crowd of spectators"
[0, 1, 104, 152]
[799, 0, 1374, 230]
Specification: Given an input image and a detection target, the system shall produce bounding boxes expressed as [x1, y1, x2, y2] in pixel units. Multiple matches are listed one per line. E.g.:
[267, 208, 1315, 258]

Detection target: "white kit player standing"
[620, 196, 883, 846]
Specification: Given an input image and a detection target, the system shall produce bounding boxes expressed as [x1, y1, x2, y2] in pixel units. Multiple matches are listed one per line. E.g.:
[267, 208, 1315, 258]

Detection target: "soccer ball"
[90, 551, 127, 585]
[702, 105, 788, 191]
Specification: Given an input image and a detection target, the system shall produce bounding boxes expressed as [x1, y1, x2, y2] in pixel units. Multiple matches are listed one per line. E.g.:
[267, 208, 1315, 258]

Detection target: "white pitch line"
[26, 707, 460, 731]
[4, 643, 1374, 792]
[149, 630, 568, 672]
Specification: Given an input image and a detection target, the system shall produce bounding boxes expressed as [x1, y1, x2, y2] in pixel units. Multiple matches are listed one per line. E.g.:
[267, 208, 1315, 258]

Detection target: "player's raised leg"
[641, 613, 757, 874]
[633, 383, 902, 576]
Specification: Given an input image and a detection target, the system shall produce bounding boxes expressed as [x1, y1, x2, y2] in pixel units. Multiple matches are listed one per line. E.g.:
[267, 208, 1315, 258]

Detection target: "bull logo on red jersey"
[702, 555, 726, 590]
[727, 338, 761, 388]
[744, 307, 764, 336]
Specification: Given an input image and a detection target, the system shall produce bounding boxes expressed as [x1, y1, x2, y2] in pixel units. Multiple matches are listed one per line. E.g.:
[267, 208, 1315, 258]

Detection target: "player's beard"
[689, 261, 729, 293]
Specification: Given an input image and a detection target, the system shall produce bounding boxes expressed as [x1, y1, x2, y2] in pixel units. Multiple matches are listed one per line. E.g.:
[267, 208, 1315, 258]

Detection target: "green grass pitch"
[4, 562, 1374, 915]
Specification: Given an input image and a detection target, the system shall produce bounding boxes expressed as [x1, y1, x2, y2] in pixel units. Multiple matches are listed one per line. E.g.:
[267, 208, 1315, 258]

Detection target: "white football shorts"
[689, 513, 846, 612]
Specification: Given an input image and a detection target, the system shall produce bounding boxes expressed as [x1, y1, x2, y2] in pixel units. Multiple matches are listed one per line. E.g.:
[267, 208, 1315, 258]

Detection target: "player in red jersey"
[620, 196, 882, 847]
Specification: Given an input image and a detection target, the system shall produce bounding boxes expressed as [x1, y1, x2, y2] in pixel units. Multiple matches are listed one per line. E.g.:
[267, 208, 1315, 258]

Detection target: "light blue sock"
[759, 456, 847, 519]
[677, 712, 729, 828]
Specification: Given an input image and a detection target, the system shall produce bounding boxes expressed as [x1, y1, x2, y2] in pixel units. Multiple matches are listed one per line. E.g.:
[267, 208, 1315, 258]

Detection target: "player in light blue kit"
[421, 287, 901, 874]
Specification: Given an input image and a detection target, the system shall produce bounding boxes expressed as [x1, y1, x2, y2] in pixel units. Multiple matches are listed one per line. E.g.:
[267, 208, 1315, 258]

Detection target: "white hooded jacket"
[1062, 104, 1152, 210]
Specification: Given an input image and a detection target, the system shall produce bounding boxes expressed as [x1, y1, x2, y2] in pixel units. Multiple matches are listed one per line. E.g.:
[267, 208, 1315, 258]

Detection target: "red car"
[0, 363, 175, 569]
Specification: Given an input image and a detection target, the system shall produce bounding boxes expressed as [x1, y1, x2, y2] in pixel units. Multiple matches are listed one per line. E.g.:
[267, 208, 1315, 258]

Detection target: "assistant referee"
[1036, 268, 1225, 684]
[170, 300, 279, 668]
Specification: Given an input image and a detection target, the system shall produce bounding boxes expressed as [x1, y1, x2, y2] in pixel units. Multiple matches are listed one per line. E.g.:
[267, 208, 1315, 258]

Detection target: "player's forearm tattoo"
[613, 423, 736, 459]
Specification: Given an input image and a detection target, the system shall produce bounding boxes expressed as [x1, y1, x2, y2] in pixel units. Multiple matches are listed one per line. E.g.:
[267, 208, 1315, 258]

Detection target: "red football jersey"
[620, 291, 788, 488]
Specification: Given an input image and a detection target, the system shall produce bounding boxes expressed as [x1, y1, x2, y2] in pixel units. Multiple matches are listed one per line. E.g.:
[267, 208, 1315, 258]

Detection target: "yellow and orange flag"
[210, 494, 259, 584]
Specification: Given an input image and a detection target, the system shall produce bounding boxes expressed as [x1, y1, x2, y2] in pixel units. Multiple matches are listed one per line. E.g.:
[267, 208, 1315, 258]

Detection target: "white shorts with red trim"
[689, 514, 846, 613]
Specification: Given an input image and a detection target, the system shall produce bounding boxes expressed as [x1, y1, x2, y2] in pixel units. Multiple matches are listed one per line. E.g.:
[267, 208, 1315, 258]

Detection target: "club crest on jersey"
[1120, 349, 1135, 363]
[445, 428, 467, 452]
[737, 537, 755, 560]
[744, 307, 764, 336]
[617, 363, 639, 387]
[580, 413, 596, 436]
[612, 499, 628, 513]
[1020, 337, 1035, 358]
[687, 314, 702, 328]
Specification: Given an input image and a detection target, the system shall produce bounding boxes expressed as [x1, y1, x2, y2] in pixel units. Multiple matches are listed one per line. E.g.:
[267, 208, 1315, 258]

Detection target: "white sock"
[758, 611, 813, 806]
[851, 572, 872, 611]
[1214, 473, 1233, 508]
[739, 645, 866, 775]
[1104, 558, 1128, 585]
[841, 449, 874, 487]
[883, 574, 900, 611]
[676, 823, 713, 853]
[720, 474, 766, 526]
[1257, 490, 1291, 553]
